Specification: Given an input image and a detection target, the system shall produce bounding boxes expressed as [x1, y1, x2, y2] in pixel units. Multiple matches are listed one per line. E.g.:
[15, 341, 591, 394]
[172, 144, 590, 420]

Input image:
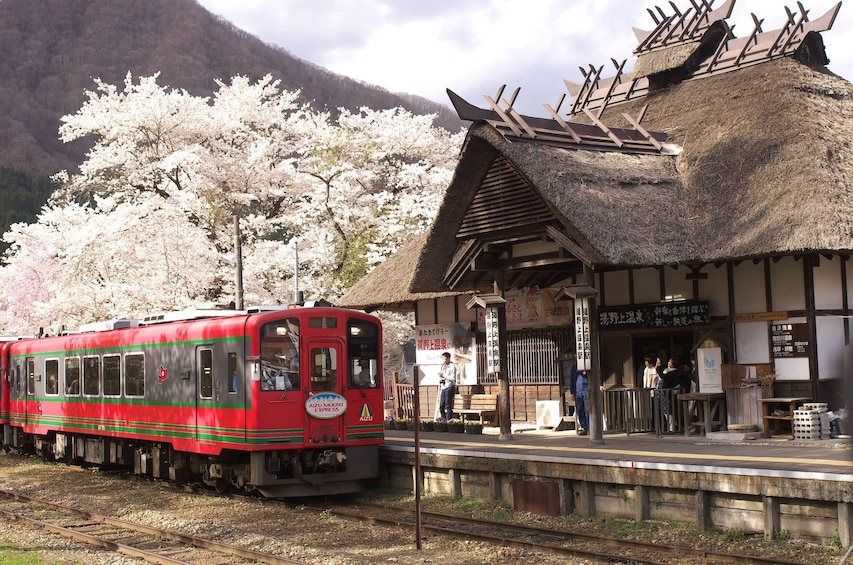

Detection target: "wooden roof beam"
[544, 225, 596, 267]
[483, 85, 523, 137]
[582, 108, 623, 148]
[443, 239, 483, 289]
[734, 14, 765, 66]
[542, 95, 583, 143]
[595, 59, 628, 119]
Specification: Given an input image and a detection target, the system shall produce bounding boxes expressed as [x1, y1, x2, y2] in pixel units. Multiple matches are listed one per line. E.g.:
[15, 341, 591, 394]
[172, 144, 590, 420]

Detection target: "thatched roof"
[336, 231, 462, 311]
[616, 58, 853, 261]
[342, 56, 853, 307]
[633, 42, 701, 78]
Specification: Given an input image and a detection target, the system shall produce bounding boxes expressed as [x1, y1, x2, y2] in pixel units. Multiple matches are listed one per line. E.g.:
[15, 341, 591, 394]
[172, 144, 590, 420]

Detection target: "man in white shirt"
[438, 351, 457, 420]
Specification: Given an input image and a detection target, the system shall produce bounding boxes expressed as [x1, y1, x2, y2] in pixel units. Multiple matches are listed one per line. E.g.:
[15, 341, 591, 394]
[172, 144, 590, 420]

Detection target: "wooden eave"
[442, 155, 590, 290]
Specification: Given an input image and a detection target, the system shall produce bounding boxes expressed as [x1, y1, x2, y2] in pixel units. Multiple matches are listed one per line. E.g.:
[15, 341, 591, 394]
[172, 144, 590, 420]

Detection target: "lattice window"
[477, 327, 572, 385]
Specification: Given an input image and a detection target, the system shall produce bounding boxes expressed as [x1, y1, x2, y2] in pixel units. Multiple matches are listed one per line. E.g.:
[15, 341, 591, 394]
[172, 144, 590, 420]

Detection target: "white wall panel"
[733, 261, 765, 313]
[769, 257, 805, 311]
[813, 256, 843, 310]
[699, 263, 730, 316]
[734, 321, 770, 364]
[633, 267, 660, 304]
[663, 265, 692, 302]
[602, 270, 630, 306]
[816, 315, 845, 381]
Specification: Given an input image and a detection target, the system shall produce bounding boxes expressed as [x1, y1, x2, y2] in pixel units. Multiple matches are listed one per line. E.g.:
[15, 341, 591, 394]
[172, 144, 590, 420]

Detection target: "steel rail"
[0, 489, 306, 565]
[325, 501, 809, 565]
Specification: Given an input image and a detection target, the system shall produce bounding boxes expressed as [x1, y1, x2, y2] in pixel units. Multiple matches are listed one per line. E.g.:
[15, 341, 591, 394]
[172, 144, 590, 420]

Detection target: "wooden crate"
[726, 385, 772, 429]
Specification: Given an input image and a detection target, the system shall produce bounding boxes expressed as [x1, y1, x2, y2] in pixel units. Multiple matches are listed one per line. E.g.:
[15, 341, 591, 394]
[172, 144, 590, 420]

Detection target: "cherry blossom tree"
[0, 73, 463, 334]
[0, 195, 218, 334]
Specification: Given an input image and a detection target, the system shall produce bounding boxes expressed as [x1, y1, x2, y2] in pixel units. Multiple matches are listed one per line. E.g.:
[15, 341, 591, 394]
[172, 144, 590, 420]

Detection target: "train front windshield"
[260, 317, 300, 391]
[347, 320, 380, 389]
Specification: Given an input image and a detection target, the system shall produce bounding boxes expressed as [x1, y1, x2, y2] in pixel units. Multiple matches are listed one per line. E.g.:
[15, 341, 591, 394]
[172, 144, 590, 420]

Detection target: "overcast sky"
[196, 0, 852, 117]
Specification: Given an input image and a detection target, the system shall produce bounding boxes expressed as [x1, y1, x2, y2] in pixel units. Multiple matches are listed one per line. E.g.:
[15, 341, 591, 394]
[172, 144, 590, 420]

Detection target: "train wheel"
[214, 479, 229, 493]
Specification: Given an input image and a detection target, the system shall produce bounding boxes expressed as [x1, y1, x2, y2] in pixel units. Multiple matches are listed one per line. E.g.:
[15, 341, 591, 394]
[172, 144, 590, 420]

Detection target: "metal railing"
[603, 387, 682, 437]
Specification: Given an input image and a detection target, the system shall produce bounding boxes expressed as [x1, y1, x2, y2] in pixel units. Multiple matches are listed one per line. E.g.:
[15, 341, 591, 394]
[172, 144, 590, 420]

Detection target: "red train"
[0, 304, 384, 497]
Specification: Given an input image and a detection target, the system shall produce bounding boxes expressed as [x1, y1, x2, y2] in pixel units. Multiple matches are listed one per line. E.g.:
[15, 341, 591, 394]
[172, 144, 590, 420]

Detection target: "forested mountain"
[0, 0, 462, 178]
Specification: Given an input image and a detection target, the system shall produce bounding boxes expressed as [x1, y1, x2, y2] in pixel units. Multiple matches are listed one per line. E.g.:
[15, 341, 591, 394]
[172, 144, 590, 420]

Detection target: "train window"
[309, 347, 337, 392]
[260, 318, 300, 392]
[26, 358, 35, 395]
[65, 357, 80, 396]
[45, 359, 59, 396]
[350, 357, 379, 389]
[125, 354, 144, 397]
[228, 352, 237, 393]
[103, 355, 120, 396]
[199, 348, 213, 399]
[347, 320, 381, 390]
[83, 356, 100, 396]
[348, 321, 378, 338]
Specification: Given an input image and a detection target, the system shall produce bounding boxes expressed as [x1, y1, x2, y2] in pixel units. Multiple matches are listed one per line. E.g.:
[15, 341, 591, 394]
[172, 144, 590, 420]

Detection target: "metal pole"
[294, 240, 299, 303]
[413, 364, 422, 550]
[234, 215, 244, 310]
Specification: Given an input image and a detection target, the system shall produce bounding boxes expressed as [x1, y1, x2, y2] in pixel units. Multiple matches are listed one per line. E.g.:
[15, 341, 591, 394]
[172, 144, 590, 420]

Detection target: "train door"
[304, 339, 346, 444]
[195, 346, 214, 443]
[3, 360, 22, 447]
[23, 357, 35, 430]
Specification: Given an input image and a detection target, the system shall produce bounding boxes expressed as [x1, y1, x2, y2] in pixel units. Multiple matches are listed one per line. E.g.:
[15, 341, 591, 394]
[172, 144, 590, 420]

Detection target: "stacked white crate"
[794, 403, 831, 440]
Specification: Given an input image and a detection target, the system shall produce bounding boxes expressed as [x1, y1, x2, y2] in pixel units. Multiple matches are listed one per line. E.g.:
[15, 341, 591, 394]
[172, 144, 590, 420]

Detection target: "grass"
[0, 543, 40, 565]
[718, 528, 745, 542]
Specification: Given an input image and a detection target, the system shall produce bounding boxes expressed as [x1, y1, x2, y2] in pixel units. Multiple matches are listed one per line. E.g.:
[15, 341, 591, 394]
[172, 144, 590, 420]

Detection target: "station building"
[340, 0, 852, 428]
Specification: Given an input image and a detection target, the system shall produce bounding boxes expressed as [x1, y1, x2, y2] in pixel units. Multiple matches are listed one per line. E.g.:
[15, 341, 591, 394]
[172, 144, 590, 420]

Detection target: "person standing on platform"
[642, 355, 660, 389]
[438, 351, 457, 421]
[568, 352, 590, 435]
[657, 357, 680, 432]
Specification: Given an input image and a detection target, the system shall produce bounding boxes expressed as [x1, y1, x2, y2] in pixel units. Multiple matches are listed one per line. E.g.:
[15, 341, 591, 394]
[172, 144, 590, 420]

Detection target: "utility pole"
[234, 215, 244, 310]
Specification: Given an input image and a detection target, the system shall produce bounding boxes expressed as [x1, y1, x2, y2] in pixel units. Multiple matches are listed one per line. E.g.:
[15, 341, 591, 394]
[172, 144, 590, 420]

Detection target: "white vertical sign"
[485, 306, 500, 374]
[697, 347, 723, 393]
[574, 297, 591, 371]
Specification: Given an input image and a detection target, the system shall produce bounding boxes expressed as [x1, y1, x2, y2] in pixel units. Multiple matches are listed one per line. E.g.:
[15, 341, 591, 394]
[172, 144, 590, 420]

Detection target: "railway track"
[0, 489, 306, 565]
[0, 454, 827, 565]
[308, 500, 810, 565]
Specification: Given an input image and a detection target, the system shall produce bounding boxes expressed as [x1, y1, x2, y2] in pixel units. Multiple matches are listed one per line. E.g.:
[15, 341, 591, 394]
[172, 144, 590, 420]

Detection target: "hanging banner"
[476, 287, 571, 329]
[484, 306, 501, 374]
[574, 297, 591, 371]
[598, 301, 709, 330]
[414, 323, 476, 384]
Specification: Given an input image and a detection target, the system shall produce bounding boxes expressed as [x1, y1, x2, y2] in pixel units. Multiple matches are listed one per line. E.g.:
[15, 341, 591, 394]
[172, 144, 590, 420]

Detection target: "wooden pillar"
[494, 274, 512, 440]
[587, 266, 604, 444]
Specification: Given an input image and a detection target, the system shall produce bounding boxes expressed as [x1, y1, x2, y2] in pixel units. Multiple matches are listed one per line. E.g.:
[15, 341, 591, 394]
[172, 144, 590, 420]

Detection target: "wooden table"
[759, 397, 810, 438]
[679, 392, 727, 436]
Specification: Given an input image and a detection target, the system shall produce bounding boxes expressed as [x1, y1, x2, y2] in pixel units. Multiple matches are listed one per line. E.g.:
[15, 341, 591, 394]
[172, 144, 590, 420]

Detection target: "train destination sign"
[598, 301, 710, 330]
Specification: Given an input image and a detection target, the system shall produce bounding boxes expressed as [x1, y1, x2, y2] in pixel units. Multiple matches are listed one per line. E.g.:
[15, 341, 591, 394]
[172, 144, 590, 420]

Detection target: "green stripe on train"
[9, 335, 249, 358]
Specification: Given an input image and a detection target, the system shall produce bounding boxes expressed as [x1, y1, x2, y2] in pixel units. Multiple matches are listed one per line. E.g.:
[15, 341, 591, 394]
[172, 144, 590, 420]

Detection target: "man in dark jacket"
[563, 350, 589, 435]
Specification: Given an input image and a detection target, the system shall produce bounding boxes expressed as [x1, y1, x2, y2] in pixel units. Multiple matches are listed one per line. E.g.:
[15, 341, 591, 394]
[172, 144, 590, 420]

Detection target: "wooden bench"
[453, 393, 498, 425]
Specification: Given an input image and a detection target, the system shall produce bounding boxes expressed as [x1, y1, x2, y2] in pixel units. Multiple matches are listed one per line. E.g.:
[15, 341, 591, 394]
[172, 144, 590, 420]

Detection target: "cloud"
[199, 0, 853, 116]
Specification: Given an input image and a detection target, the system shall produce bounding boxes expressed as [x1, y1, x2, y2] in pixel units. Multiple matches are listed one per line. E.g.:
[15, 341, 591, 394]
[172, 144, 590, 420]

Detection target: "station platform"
[382, 425, 853, 478]
[379, 426, 853, 544]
